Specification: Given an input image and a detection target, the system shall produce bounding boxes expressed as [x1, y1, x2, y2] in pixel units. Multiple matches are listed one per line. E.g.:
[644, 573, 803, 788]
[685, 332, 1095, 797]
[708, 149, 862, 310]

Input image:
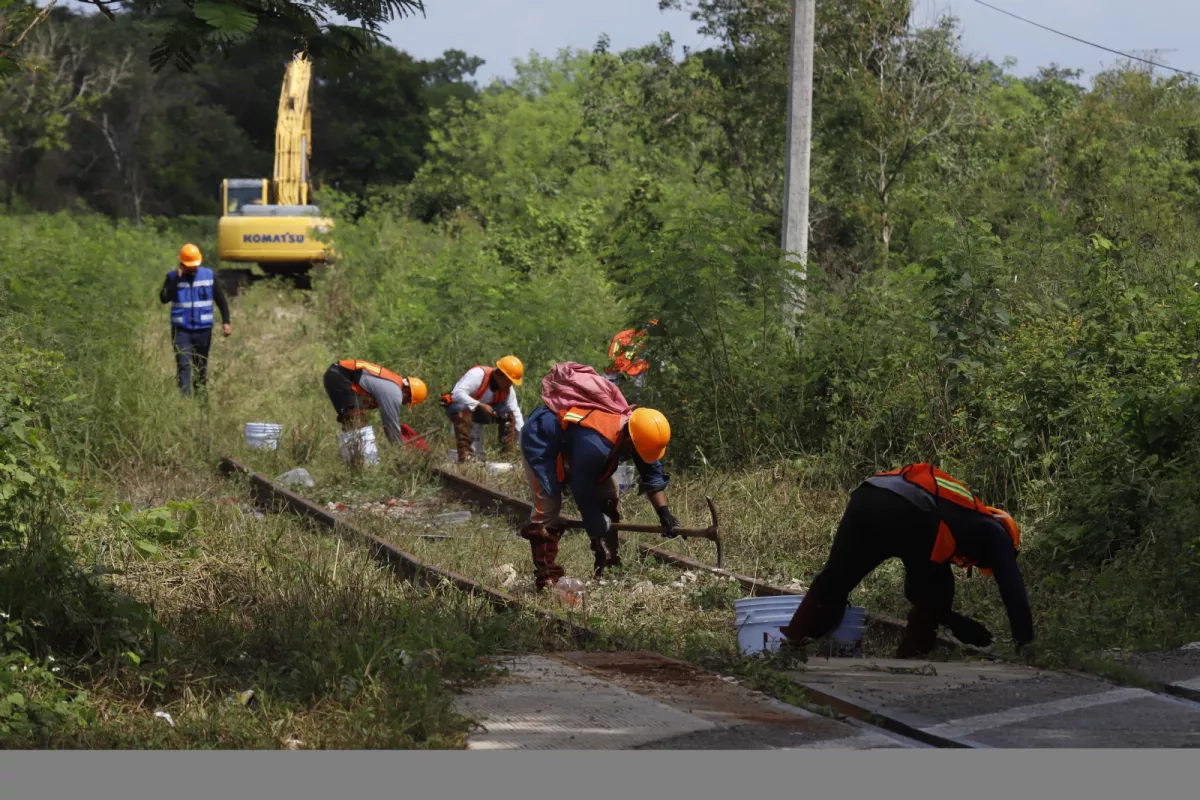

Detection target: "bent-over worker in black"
[780, 463, 1034, 659]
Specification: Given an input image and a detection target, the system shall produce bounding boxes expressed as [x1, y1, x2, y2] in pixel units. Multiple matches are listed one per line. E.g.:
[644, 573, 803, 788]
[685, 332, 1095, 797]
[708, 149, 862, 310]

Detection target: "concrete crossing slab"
[453, 652, 916, 750]
[1112, 648, 1200, 697]
[788, 657, 1200, 748]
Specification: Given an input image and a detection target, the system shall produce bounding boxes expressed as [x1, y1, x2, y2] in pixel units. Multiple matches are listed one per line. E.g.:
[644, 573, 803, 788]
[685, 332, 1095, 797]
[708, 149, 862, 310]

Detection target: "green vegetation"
[5, 0, 1200, 747]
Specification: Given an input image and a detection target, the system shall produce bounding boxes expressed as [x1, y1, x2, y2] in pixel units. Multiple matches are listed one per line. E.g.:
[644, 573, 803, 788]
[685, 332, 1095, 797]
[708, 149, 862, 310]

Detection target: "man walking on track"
[779, 463, 1034, 659]
[519, 362, 681, 590]
[159, 243, 231, 396]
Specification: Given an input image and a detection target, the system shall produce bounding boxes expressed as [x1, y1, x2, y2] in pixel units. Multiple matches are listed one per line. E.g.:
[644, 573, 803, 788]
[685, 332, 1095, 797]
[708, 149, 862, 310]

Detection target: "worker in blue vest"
[159, 243, 231, 396]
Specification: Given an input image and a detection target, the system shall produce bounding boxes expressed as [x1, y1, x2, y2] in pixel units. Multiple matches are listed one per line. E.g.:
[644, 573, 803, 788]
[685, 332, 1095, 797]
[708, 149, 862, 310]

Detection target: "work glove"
[946, 612, 994, 648]
[657, 506, 682, 538]
[603, 498, 621, 525]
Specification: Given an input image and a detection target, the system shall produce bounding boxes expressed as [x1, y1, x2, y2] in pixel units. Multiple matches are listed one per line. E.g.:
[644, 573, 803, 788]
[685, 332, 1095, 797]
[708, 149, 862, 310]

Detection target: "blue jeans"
[172, 326, 212, 396]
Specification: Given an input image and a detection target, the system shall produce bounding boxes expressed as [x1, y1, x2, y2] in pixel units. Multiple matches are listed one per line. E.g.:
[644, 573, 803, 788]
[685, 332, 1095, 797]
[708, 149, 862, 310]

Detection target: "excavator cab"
[222, 179, 269, 214]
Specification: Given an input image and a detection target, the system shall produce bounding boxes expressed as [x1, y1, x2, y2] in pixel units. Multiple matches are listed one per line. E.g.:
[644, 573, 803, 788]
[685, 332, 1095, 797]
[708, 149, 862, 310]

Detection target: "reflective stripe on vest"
[873, 463, 1020, 571]
[337, 359, 406, 401]
[170, 267, 215, 330]
[471, 366, 509, 404]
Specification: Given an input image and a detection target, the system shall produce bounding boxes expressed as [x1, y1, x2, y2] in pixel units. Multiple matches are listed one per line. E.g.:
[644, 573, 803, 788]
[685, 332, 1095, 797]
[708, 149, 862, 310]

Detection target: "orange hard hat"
[406, 377, 428, 405]
[179, 243, 202, 268]
[495, 355, 524, 386]
[628, 407, 670, 463]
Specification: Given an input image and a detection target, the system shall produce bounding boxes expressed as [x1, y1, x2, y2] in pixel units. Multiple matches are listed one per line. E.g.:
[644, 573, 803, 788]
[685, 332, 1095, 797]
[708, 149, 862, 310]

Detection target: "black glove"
[603, 498, 621, 525]
[947, 612, 994, 648]
[657, 506, 682, 538]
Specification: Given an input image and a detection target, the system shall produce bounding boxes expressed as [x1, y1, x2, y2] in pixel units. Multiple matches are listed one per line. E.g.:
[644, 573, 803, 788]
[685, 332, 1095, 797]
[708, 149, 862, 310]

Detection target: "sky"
[379, 0, 1200, 86]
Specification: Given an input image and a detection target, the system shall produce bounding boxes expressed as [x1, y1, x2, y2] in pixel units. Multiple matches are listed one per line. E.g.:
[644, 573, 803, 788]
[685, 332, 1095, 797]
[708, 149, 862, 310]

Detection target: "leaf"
[0, 57, 18, 77]
[193, 3, 259, 36]
[133, 540, 159, 557]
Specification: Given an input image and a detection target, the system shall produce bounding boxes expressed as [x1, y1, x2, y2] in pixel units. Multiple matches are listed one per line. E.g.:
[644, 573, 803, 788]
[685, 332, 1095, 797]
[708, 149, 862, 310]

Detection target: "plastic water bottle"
[552, 578, 587, 611]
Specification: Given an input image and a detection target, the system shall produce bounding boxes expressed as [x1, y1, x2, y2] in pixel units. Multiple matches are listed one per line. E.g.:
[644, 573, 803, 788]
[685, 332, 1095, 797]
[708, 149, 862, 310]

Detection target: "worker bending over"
[323, 359, 427, 445]
[159, 243, 231, 396]
[780, 463, 1034, 658]
[520, 362, 681, 590]
[441, 356, 525, 463]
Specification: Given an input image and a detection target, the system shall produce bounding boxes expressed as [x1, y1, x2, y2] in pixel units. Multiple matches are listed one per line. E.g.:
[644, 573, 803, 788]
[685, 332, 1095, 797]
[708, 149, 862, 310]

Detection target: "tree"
[0, 14, 130, 204]
[4, 0, 429, 73]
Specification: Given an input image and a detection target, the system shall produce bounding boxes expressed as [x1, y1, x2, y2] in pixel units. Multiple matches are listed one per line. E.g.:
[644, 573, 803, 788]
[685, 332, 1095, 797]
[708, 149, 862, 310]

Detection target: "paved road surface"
[788, 656, 1200, 748]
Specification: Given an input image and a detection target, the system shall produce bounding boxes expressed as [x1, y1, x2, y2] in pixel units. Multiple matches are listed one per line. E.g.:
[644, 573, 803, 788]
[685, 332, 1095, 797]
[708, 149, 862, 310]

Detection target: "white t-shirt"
[451, 366, 524, 432]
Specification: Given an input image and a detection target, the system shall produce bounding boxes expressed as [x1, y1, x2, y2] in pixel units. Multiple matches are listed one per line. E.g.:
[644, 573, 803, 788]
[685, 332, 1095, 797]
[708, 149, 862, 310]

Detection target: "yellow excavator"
[216, 53, 334, 285]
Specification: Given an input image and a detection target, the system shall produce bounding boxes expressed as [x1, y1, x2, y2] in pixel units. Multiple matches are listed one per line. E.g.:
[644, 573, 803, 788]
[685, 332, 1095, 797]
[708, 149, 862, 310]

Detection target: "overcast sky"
[380, 0, 1200, 86]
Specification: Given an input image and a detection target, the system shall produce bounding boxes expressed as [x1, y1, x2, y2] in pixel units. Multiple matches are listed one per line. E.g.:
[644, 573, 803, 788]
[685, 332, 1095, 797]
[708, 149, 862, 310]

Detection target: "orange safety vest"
[874, 463, 1021, 575]
[338, 359, 406, 409]
[472, 366, 510, 404]
[606, 329, 649, 377]
[554, 406, 627, 484]
[439, 365, 511, 407]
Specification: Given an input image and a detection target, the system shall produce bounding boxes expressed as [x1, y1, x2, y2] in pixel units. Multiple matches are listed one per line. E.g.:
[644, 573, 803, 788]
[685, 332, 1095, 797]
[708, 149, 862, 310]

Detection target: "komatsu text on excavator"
[216, 53, 333, 285]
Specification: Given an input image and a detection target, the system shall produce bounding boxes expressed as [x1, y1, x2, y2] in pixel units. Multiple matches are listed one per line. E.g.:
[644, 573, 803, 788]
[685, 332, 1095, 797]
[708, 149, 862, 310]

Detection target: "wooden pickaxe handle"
[557, 496, 724, 567]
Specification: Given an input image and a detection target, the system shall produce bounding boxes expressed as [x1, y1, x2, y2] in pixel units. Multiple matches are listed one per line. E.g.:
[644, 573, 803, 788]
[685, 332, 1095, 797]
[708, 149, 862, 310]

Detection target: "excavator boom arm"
[273, 53, 313, 206]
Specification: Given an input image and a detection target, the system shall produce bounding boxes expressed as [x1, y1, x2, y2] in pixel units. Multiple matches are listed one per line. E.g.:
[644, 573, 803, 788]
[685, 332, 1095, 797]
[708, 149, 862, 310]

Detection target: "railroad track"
[429, 466, 982, 655]
[217, 456, 1200, 749]
[218, 456, 596, 644]
[217, 455, 969, 748]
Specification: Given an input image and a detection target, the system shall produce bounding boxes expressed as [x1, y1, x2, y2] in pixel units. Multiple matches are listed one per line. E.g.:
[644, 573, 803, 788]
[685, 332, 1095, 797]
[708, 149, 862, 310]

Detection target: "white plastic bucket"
[734, 595, 866, 655]
[734, 596, 809, 625]
[338, 426, 378, 466]
[615, 464, 636, 493]
[244, 423, 282, 451]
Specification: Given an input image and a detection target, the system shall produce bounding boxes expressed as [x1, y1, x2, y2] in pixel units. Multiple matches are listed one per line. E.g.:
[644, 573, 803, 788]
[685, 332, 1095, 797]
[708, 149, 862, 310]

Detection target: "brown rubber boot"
[498, 411, 517, 455]
[521, 523, 565, 591]
[450, 409, 476, 463]
[896, 604, 938, 659]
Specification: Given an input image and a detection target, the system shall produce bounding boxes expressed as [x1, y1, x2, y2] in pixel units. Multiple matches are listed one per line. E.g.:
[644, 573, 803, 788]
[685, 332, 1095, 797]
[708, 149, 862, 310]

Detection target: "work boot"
[602, 529, 622, 571]
[896, 604, 938, 658]
[450, 409, 476, 463]
[779, 578, 846, 644]
[591, 538, 607, 578]
[497, 412, 517, 455]
[522, 523, 565, 591]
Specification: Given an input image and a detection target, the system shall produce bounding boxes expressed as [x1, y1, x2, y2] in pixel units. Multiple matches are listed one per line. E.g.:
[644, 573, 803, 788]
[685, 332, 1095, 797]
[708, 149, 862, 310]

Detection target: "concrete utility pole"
[781, 0, 815, 326]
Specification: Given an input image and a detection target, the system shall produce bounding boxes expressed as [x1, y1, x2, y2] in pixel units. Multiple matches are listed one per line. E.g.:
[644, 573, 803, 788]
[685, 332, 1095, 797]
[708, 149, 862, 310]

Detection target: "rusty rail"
[219, 456, 596, 644]
[218, 456, 987, 748]
[430, 466, 994, 655]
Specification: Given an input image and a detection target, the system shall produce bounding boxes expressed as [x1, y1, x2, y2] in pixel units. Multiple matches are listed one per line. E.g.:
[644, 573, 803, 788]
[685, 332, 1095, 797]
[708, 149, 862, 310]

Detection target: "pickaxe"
[558, 496, 724, 568]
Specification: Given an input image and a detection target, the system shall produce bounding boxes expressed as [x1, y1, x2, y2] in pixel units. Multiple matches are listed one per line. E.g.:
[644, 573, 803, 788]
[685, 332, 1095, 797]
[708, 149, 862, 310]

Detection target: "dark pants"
[781, 483, 957, 658]
[518, 460, 623, 590]
[173, 326, 212, 396]
[323, 363, 368, 428]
